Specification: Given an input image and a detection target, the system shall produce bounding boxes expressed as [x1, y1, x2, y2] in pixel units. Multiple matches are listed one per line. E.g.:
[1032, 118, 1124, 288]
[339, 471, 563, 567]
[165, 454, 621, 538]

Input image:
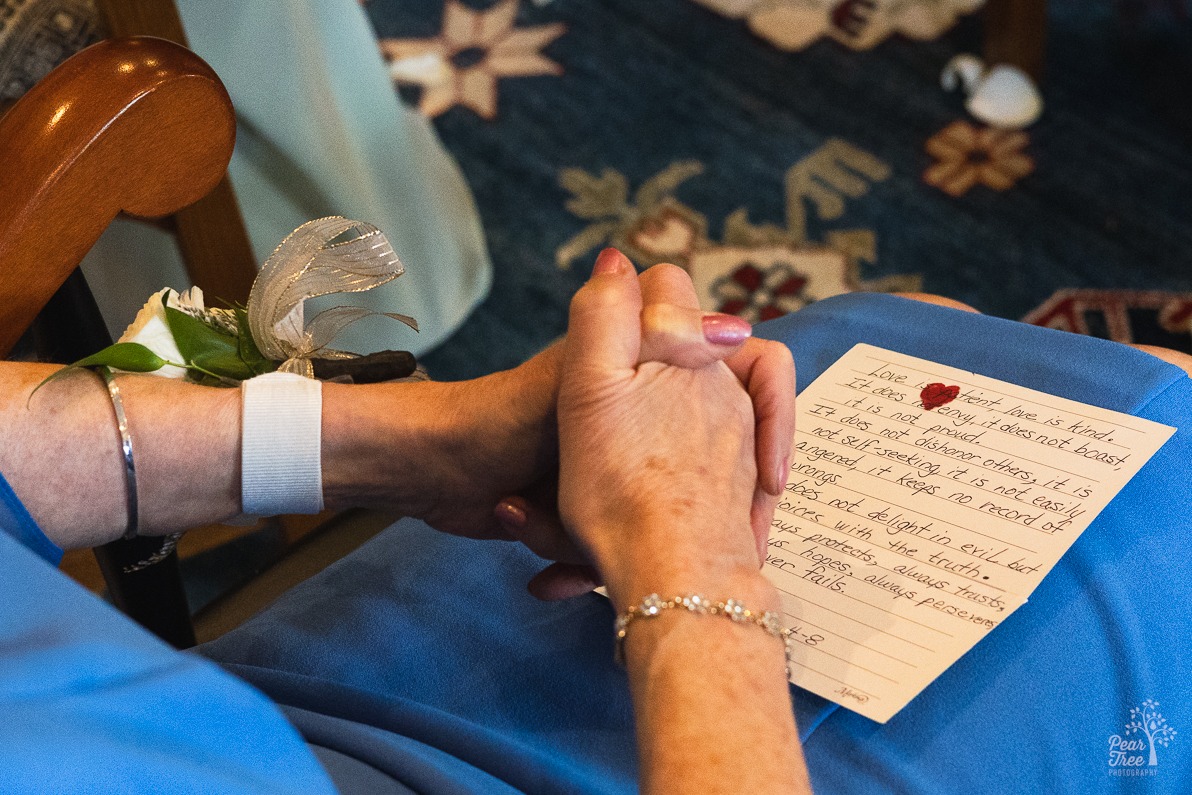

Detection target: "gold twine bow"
[246, 216, 418, 378]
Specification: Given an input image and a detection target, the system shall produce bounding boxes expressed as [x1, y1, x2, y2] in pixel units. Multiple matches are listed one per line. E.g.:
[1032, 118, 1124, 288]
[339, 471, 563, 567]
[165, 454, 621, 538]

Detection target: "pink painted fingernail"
[593, 247, 630, 276]
[702, 313, 752, 346]
[495, 499, 527, 528]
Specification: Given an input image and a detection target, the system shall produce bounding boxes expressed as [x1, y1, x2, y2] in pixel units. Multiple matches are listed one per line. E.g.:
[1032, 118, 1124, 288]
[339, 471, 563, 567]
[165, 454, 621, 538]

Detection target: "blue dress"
[2, 293, 1189, 793]
[0, 486, 336, 792]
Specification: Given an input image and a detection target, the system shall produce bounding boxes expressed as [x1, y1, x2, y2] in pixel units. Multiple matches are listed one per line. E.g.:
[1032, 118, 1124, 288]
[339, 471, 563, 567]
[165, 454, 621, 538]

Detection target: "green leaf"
[188, 371, 228, 388]
[73, 342, 169, 372]
[191, 348, 257, 380]
[28, 342, 168, 401]
[234, 307, 275, 376]
[164, 305, 256, 381]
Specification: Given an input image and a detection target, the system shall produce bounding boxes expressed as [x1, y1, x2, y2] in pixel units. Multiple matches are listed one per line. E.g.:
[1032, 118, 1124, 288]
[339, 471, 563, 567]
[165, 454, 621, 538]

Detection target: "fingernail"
[593, 247, 630, 276]
[702, 313, 752, 346]
[776, 455, 790, 494]
[494, 499, 527, 528]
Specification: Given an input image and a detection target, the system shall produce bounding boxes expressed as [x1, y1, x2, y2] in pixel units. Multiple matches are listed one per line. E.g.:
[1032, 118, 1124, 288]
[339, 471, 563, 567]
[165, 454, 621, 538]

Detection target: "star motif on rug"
[379, 0, 565, 119]
[923, 120, 1034, 197]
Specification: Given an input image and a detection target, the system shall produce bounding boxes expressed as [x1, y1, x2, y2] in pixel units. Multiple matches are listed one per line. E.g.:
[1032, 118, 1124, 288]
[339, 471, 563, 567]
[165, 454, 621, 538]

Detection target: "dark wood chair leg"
[95, 538, 196, 649]
[984, 0, 1048, 81]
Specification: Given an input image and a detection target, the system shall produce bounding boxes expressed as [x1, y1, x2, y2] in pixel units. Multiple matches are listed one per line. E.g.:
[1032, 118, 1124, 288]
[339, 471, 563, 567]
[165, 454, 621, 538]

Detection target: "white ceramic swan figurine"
[942, 53, 1043, 129]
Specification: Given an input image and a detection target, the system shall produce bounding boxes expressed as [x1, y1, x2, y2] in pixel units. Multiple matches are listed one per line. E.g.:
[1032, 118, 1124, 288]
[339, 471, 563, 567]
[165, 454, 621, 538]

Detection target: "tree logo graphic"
[1127, 700, 1177, 766]
[1108, 699, 1177, 771]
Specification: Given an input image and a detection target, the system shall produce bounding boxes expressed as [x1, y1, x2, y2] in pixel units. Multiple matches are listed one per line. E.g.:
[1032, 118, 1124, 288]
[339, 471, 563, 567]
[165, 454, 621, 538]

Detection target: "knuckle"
[639, 302, 671, 331]
[763, 338, 795, 367]
[569, 279, 622, 317]
[640, 263, 698, 301]
[642, 262, 689, 282]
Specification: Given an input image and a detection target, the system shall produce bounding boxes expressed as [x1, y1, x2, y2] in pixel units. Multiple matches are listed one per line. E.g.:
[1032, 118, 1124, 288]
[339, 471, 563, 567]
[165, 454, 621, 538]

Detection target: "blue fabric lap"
[0, 469, 62, 565]
[763, 294, 1192, 794]
[0, 524, 336, 793]
[202, 521, 639, 794]
[200, 292, 1191, 793]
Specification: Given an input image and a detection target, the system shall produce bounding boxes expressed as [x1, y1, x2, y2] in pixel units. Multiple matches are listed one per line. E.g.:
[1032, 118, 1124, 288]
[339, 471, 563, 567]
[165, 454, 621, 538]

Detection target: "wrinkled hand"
[550, 249, 793, 607]
[499, 251, 795, 599]
[634, 259, 796, 553]
[402, 282, 750, 545]
[397, 250, 793, 599]
[389, 343, 565, 541]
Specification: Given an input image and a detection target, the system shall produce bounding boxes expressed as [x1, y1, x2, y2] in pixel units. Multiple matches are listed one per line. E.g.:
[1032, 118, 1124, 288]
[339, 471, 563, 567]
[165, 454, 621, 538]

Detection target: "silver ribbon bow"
[247, 216, 418, 378]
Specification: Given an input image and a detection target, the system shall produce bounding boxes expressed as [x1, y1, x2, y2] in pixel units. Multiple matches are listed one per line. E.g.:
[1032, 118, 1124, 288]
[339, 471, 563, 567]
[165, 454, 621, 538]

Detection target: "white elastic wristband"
[241, 372, 324, 516]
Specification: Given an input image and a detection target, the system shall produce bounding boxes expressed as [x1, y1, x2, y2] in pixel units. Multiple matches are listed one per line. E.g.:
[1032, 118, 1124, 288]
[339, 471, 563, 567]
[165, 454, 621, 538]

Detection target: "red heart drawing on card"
[920, 383, 960, 411]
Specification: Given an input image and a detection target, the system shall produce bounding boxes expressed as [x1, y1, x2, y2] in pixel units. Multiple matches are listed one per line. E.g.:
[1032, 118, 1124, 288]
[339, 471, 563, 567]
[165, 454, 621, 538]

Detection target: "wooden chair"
[91, 0, 260, 304]
[0, 35, 240, 351]
[0, 36, 243, 647]
[0, 34, 396, 647]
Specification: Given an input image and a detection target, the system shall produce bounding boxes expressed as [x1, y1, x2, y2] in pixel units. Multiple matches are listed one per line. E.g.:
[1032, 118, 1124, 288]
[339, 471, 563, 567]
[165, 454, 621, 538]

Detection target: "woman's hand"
[507, 251, 795, 600]
[555, 249, 787, 609]
[321, 343, 564, 540]
[554, 253, 810, 795]
[325, 248, 793, 596]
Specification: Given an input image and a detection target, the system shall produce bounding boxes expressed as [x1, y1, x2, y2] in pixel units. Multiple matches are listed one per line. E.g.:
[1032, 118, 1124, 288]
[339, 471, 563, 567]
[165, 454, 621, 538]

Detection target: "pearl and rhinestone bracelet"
[614, 593, 795, 676]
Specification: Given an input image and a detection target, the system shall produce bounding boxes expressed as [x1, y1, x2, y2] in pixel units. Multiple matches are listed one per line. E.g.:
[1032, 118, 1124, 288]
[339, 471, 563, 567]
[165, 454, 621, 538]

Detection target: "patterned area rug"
[2, 0, 1188, 375]
[5, 0, 1188, 613]
[363, 0, 1192, 379]
[0, 0, 96, 101]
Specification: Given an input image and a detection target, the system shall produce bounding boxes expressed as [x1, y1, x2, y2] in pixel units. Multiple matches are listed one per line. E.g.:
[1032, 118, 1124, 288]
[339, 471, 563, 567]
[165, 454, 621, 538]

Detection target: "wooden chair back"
[93, 0, 260, 304]
[0, 35, 235, 354]
[0, 36, 245, 646]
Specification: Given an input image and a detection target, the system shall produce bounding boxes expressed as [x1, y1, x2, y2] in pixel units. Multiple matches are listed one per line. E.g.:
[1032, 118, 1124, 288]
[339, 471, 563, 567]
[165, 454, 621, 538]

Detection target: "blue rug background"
[364, 0, 1192, 380]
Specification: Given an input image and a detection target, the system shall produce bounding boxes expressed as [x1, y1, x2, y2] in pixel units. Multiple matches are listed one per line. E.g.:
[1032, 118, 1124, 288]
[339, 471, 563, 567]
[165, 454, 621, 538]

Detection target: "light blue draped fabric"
[0, 473, 337, 794]
[82, 0, 490, 357]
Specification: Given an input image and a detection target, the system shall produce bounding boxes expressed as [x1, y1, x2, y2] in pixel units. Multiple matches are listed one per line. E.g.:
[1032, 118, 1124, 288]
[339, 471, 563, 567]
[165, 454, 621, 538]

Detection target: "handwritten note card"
[769, 344, 1175, 723]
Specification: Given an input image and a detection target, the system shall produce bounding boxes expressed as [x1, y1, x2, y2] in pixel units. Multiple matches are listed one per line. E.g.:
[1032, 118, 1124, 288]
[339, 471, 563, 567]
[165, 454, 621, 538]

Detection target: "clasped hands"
[375, 249, 795, 609]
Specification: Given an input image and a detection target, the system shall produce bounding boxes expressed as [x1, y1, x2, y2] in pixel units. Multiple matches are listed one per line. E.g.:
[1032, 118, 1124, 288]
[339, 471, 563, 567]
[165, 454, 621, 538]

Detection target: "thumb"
[564, 249, 643, 373]
[639, 305, 752, 369]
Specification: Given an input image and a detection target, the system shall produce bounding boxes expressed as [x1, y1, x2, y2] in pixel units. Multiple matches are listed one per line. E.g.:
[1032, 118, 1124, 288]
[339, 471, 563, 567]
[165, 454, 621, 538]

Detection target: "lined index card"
[769, 344, 1175, 723]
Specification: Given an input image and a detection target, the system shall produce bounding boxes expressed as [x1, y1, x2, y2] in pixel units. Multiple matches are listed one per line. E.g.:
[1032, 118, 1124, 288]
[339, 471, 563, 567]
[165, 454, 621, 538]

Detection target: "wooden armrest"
[0, 36, 235, 356]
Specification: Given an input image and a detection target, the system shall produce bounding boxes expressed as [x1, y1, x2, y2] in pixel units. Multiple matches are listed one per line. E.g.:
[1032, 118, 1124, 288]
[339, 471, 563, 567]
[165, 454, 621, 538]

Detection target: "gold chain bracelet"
[614, 593, 794, 676]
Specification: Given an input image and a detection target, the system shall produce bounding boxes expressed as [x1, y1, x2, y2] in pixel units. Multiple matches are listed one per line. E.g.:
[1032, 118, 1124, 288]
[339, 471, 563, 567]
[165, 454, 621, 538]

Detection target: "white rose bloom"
[117, 287, 205, 378]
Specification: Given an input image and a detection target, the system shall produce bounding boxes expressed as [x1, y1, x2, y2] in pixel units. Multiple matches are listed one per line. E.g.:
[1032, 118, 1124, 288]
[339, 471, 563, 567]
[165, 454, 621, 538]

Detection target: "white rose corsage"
[38, 217, 419, 390]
